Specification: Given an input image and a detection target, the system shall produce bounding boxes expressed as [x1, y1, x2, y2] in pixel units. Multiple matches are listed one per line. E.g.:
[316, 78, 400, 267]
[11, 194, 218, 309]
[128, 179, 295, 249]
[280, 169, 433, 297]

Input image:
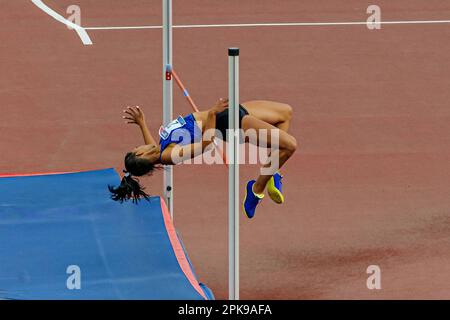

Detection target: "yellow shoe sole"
[267, 176, 284, 204]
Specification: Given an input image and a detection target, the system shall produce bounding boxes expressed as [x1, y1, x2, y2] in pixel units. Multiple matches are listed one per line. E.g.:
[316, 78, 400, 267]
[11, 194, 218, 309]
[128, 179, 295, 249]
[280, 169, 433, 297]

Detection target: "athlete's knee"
[285, 136, 298, 155]
[282, 103, 293, 121]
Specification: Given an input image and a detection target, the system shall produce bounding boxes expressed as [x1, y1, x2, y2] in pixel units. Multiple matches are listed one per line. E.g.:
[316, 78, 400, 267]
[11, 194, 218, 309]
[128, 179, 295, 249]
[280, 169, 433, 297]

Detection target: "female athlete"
[109, 99, 297, 218]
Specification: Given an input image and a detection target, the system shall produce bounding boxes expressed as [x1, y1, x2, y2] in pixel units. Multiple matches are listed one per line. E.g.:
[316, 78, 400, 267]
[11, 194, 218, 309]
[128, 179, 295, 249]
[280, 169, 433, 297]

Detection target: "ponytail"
[108, 171, 150, 204]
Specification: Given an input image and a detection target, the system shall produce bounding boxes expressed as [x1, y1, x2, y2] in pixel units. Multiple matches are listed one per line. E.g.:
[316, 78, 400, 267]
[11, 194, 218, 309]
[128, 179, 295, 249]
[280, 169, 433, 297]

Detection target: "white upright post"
[162, 0, 173, 218]
[228, 47, 240, 300]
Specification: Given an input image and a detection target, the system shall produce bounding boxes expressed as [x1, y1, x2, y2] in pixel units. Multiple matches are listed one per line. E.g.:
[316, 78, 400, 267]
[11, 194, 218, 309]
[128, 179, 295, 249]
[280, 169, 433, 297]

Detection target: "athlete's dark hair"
[108, 152, 160, 203]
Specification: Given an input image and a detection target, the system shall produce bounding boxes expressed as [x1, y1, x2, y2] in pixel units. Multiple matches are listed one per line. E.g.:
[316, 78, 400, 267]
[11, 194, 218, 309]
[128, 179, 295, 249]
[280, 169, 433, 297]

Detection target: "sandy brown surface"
[1, 0, 450, 299]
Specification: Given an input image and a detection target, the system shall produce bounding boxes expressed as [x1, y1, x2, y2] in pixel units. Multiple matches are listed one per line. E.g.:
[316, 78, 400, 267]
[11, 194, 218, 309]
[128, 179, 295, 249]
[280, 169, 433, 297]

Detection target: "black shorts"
[215, 105, 249, 141]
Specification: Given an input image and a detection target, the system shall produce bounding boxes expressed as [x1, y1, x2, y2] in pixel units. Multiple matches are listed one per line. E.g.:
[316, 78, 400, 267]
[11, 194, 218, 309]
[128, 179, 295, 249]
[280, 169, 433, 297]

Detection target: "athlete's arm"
[163, 98, 229, 164]
[123, 106, 157, 145]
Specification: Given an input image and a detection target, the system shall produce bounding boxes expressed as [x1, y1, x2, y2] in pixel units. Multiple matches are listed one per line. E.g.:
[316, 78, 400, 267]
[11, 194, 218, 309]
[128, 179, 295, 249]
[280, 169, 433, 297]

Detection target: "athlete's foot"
[267, 172, 284, 204]
[243, 180, 264, 219]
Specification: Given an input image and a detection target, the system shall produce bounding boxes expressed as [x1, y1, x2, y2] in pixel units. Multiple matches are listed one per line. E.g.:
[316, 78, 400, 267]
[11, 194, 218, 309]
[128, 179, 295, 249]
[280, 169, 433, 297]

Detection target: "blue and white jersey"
[159, 114, 202, 159]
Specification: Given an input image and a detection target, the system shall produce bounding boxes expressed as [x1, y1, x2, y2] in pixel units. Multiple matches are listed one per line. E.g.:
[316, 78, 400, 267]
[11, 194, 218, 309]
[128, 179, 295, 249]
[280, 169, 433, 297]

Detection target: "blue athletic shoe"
[243, 180, 264, 219]
[267, 172, 284, 204]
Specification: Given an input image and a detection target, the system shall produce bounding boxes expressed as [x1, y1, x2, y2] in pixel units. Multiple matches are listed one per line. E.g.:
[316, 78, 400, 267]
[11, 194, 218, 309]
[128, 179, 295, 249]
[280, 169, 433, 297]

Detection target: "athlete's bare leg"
[241, 114, 297, 194]
[241, 100, 293, 133]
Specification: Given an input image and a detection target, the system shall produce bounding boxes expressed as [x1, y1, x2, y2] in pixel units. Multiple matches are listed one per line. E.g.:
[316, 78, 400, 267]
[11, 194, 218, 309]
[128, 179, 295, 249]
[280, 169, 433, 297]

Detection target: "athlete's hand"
[210, 98, 229, 114]
[123, 106, 146, 127]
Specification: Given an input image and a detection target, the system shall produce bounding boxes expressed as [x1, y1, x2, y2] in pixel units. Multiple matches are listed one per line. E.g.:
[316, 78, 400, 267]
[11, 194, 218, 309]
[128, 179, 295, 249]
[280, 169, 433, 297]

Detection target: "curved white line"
[31, 0, 92, 45]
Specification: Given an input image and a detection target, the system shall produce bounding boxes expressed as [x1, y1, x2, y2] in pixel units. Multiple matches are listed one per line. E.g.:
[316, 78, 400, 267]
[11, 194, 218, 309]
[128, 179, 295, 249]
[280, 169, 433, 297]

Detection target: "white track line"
[83, 19, 450, 30]
[31, 0, 92, 45]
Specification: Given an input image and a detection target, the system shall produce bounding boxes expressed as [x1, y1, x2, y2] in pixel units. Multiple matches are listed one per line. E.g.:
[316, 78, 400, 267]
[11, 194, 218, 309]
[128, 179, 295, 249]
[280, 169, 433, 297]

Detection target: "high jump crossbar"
[163, 0, 228, 218]
[167, 51, 239, 301]
[165, 66, 228, 166]
[162, 0, 240, 300]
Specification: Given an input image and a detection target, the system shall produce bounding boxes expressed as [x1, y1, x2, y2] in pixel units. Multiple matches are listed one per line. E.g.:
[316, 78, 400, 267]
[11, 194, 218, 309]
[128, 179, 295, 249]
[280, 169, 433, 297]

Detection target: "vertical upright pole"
[162, 0, 173, 218]
[228, 47, 240, 300]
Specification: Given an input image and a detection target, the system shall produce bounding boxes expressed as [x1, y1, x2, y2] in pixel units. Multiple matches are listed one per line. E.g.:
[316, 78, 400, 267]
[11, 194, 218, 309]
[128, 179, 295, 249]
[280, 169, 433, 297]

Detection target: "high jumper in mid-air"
[109, 99, 297, 219]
